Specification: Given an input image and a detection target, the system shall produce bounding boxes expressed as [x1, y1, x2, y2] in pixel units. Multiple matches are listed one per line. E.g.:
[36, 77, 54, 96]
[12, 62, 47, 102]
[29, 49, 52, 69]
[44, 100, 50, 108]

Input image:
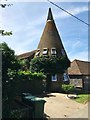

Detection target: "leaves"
[18, 70, 46, 80]
[0, 30, 12, 36]
[30, 56, 70, 74]
[0, 4, 13, 8]
[1, 42, 20, 91]
[0, 2, 13, 36]
[62, 84, 75, 93]
[1, 42, 21, 118]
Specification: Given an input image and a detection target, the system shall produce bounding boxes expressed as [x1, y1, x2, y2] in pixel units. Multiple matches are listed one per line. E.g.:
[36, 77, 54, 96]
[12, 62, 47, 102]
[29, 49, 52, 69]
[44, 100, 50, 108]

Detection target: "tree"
[0, 42, 20, 118]
[1, 42, 20, 81]
[0, 42, 47, 118]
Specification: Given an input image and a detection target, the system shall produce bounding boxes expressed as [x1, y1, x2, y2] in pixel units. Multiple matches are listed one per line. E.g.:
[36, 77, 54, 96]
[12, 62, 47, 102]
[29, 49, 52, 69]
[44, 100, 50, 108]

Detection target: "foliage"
[10, 109, 28, 119]
[0, 30, 12, 36]
[0, 4, 13, 8]
[0, 1, 13, 36]
[0, 42, 20, 82]
[30, 56, 70, 74]
[1, 42, 47, 118]
[75, 94, 90, 104]
[62, 84, 75, 93]
[10, 109, 23, 119]
[19, 59, 30, 70]
[18, 70, 46, 80]
[0, 42, 20, 118]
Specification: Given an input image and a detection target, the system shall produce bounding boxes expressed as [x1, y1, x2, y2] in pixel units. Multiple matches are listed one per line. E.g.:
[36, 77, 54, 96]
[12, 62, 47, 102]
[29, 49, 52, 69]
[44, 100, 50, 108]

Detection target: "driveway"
[41, 93, 88, 119]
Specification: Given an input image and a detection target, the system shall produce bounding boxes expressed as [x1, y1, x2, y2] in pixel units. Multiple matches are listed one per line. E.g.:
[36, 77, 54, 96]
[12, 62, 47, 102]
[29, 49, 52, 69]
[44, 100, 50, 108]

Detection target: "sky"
[0, 1, 88, 61]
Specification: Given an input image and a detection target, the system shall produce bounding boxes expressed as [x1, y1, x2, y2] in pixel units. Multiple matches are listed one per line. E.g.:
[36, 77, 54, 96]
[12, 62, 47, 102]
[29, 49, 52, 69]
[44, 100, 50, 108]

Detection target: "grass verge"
[75, 94, 90, 104]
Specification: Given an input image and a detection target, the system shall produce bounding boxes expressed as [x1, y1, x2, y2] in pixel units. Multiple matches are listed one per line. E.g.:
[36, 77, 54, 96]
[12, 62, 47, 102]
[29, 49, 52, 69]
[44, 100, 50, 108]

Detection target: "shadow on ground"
[35, 92, 56, 98]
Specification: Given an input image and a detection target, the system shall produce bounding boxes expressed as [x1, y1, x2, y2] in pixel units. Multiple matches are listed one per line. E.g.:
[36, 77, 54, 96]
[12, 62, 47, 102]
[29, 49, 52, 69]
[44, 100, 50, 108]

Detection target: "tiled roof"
[68, 59, 90, 75]
[17, 50, 36, 59]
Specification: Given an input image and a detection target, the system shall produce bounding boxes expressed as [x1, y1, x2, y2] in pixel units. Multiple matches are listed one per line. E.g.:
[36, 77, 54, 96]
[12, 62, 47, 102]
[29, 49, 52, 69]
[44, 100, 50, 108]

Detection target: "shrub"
[62, 84, 75, 93]
[18, 70, 46, 80]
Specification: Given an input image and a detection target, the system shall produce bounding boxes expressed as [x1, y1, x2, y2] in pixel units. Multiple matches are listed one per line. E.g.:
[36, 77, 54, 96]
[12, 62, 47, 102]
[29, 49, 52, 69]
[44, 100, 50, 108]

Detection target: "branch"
[0, 4, 13, 8]
[0, 30, 12, 36]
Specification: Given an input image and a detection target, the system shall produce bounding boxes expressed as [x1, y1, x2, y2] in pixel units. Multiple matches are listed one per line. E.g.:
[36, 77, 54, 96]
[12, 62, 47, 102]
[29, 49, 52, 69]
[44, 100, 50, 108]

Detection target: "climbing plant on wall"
[30, 56, 70, 74]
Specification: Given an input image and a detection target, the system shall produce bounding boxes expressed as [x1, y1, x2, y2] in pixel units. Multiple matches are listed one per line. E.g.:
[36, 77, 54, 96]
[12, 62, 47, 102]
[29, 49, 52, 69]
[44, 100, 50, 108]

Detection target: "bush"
[62, 84, 75, 93]
[10, 108, 31, 119]
[16, 70, 47, 94]
[18, 70, 46, 80]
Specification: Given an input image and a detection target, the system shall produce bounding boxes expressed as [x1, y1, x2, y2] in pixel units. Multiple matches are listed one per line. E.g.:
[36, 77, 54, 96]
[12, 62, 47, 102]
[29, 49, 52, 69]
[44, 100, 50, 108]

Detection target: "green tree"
[0, 42, 20, 118]
[0, 42, 47, 118]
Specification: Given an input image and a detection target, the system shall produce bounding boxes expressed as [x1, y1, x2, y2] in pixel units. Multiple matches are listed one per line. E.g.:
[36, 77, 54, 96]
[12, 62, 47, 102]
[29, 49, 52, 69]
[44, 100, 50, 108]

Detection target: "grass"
[75, 94, 90, 104]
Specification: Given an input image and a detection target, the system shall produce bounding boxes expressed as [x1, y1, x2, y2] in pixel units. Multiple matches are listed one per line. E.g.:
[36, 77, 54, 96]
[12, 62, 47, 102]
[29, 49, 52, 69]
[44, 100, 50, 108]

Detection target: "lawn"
[75, 94, 90, 104]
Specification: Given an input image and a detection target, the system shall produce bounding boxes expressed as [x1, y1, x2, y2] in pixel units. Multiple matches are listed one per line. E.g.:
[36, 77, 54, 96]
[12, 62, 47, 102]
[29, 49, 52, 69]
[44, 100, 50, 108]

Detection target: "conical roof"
[36, 8, 67, 57]
[47, 8, 53, 21]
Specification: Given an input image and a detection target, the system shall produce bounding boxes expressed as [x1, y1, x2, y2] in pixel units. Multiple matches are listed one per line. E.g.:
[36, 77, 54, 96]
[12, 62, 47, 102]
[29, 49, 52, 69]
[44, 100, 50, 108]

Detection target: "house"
[68, 59, 90, 91]
[18, 8, 70, 92]
[18, 50, 36, 60]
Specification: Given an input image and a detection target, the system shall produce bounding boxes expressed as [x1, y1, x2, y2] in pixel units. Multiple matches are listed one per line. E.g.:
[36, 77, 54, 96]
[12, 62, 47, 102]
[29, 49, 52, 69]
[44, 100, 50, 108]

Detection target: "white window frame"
[43, 48, 48, 55]
[35, 49, 40, 56]
[51, 48, 56, 55]
[51, 74, 57, 81]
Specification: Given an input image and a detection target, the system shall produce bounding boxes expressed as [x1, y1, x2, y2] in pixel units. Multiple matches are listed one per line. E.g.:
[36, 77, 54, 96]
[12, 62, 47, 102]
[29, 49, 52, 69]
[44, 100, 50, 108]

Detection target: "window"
[43, 48, 48, 55]
[35, 49, 40, 56]
[61, 49, 65, 56]
[51, 74, 57, 81]
[63, 73, 70, 81]
[51, 48, 56, 55]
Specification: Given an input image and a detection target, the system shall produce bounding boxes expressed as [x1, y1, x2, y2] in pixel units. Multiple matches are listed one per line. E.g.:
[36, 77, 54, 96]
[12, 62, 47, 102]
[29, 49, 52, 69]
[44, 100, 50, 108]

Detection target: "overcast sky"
[0, 2, 88, 61]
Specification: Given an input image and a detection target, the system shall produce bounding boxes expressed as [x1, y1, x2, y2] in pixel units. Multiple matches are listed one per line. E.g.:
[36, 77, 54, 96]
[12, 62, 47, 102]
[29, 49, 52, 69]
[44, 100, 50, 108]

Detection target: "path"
[41, 93, 88, 119]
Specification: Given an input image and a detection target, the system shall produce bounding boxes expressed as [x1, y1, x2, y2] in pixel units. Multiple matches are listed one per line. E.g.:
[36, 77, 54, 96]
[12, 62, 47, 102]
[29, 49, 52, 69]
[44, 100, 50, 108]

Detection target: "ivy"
[30, 56, 70, 74]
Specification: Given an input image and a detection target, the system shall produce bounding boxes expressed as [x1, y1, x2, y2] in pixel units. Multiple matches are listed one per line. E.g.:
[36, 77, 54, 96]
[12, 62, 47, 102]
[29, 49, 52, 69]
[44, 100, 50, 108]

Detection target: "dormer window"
[35, 49, 40, 56]
[61, 49, 65, 56]
[51, 48, 56, 55]
[43, 48, 48, 55]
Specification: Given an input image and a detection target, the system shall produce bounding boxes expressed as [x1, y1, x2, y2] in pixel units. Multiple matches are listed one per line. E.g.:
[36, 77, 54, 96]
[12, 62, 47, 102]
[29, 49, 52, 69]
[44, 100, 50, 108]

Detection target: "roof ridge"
[18, 50, 36, 56]
[74, 59, 89, 63]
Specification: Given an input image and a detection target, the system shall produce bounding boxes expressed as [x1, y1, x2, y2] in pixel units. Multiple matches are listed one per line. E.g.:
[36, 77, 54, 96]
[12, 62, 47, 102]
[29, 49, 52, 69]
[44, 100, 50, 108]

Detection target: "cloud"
[54, 6, 88, 20]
